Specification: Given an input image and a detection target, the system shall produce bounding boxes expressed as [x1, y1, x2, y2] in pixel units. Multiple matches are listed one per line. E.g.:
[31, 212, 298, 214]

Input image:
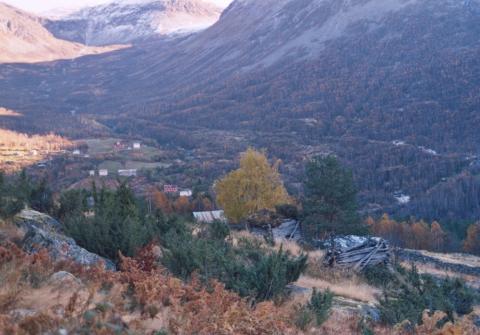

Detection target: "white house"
[180, 189, 193, 197]
[118, 169, 137, 177]
[193, 210, 227, 224]
[99, 169, 109, 177]
[73, 149, 81, 155]
[133, 142, 141, 150]
[89, 170, 95, 176]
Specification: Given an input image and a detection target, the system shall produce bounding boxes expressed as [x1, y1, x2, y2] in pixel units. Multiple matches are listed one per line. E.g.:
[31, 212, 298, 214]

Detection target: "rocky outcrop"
[48, 271, 84, 291]
[0, 3, 123, 64]
[15, 210, 63, 233]
[49, 271, 82, 285]
[15, 209, 116, 270]
[45, 0, 223, 46]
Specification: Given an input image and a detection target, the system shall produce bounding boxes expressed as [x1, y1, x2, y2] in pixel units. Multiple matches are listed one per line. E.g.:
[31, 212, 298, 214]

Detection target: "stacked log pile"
[324, 238, 391, 271]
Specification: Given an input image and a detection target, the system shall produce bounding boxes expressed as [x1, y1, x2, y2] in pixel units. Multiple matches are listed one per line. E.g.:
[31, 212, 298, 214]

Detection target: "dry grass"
[0, 107, 21, 117]
[0, 243, 24, 313]
[292, 245, 381, 304]
[0, 128, 72, 172]
[416, 250, 480, 268]
[230, 230, 265, 247]
[230, 234, 380, 304]
[296, 275, 380, 304]
[0, 282, 22, 313]
[314, 307, 363, 335]
[276, 240, 305, 256]
[401, 261, 480, 288]
[0, 222, 25, 245]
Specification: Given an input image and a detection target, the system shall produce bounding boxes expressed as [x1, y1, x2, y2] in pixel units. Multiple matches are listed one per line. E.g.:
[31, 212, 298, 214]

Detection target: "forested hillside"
[0, 0, 479, 220]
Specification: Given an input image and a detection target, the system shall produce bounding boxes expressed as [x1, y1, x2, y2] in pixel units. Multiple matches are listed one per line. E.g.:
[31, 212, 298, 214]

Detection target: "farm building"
[118, 169, 137, 177]
[193, 210, 227, 224]
[180, 189, 193, 197]
[164, 185, 178, 193]
[99, 169, 109, 177]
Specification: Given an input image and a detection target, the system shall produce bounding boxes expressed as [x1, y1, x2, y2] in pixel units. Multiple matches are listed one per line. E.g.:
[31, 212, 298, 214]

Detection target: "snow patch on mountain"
[46, 0, 222, 45]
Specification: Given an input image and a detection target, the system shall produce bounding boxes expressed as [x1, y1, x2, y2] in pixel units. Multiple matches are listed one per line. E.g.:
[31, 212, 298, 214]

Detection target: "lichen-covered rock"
[14, 209, 63, 233]
[48, 271, 83, 287]
[21, 225, 116, 270]
[15, 210, 116, 270]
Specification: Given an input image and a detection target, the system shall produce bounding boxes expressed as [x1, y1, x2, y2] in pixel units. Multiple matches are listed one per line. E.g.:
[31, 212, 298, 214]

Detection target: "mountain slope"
[45, 0, 223, 45]
[0, 2, 124, 64]
[1, 0, 480, 219]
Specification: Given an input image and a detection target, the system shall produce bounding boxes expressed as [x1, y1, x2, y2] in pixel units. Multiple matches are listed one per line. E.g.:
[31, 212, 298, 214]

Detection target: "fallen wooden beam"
[323, 237, 391, 271]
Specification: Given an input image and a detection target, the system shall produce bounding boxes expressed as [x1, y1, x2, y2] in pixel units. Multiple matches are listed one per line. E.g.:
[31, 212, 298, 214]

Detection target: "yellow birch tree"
[215, 148, 291, 223]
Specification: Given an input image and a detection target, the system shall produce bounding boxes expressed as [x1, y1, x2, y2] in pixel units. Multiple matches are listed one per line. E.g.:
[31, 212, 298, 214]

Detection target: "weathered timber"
[324, 237, 391, 271]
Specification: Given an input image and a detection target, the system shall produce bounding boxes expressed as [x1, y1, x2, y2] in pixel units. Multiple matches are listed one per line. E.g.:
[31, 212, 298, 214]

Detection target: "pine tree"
[30, 178, 53, 214]
[62, 183, 149, 262]
[16, 169, 32, 205]
[302, 155, 364, 239]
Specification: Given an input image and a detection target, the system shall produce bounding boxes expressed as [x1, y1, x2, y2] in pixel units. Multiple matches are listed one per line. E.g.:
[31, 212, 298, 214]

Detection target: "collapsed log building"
[324, 238, 391, 271]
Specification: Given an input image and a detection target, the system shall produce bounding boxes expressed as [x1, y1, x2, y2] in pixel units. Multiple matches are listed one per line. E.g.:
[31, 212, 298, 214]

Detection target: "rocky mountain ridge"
[44, 0, 223, 45]
[0, 2, 124, 63]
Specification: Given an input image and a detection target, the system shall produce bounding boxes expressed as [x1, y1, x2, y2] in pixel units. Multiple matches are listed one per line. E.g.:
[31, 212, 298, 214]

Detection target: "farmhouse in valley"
[180, 189, 193, 197]
[164, 185, 178, 193]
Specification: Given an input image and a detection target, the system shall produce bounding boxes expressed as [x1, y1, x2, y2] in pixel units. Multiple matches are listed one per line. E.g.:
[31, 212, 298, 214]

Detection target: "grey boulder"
[15, 209, 116, 270]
